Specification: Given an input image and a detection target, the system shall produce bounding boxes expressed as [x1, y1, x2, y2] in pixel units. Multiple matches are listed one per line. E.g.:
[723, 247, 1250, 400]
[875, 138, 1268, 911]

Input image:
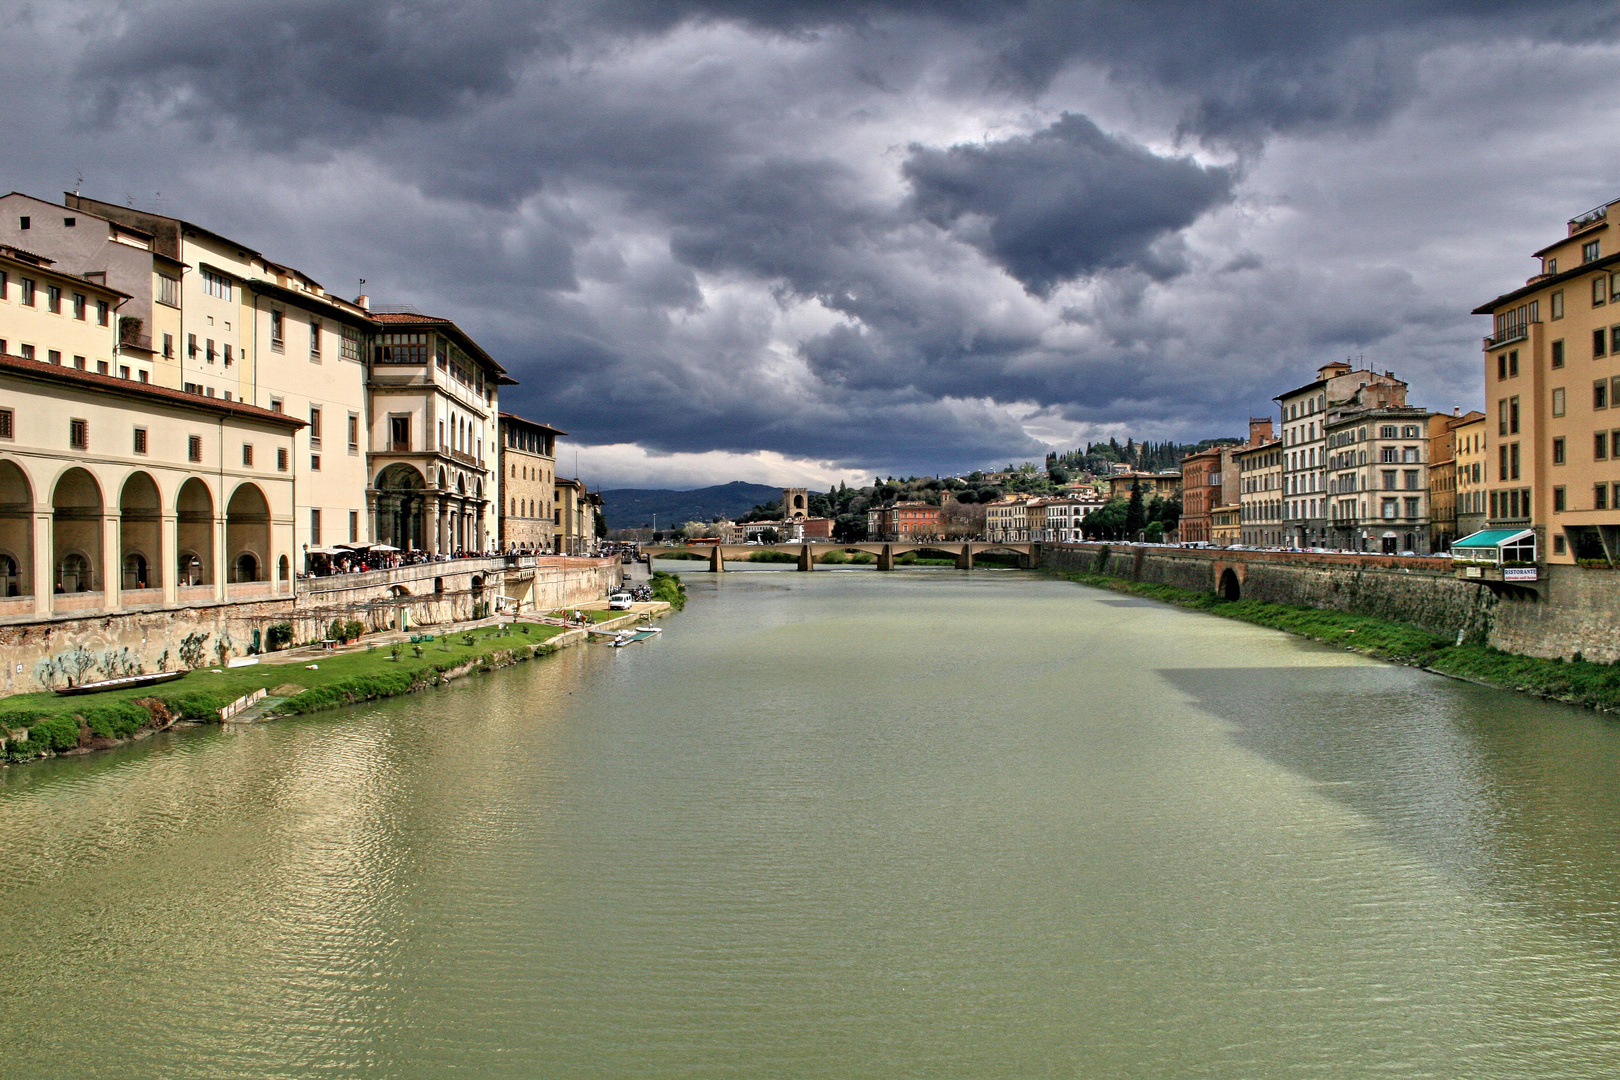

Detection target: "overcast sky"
[8, 2, 1620, 488]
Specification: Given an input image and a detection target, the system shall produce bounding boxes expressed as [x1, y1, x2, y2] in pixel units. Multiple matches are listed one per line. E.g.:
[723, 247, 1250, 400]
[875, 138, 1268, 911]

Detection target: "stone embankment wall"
[1037, 543, 1620, 663]
[0, 556, 622, 698]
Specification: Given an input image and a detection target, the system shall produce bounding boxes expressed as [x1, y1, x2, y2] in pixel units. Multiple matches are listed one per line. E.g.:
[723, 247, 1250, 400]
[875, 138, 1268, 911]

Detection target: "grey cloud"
[903, 113, 1234, 294]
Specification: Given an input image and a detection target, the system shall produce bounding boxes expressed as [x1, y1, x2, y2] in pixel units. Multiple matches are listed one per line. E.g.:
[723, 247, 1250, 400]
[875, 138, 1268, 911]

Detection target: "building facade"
[1236, 438, 1284, 547]
[1276, 363, 1408, 548]
[985, 496, 1030, 542]
[1472, 196, 1620, 565]
[1454, 411, 1489, 539]
[554, 478, 600, 556]
[1324, 403, 1435, 553]
[1179, 447, 1223, 544]
[498, 413, 563, 552]
[0, 352, 302, 618]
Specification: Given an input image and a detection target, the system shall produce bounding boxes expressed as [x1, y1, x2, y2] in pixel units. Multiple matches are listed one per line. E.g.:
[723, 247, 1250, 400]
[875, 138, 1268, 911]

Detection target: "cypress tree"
[1124, 482, 1146, 537]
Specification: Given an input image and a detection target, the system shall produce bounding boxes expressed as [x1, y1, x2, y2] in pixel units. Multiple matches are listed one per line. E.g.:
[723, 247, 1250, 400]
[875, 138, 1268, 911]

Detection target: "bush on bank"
[650, 570, 687, 610]
[0, 622, 575, 763]
[1056, 571, 1620, 713]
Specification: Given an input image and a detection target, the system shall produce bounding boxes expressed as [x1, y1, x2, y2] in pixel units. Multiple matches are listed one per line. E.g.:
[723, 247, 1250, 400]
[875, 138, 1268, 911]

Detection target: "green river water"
[2, 566, 1619, 1078]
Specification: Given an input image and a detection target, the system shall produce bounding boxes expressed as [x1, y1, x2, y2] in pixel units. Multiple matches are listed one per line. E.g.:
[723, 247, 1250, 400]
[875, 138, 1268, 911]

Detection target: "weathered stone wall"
[0, 556, 622, 698]
[1038, 542, 1620, 662]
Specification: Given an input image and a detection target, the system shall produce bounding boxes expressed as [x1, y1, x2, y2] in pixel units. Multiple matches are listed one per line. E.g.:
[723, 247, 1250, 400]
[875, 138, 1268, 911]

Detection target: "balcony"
[1483, 321, 1536, 349]
[1569, 204, 1608, 234]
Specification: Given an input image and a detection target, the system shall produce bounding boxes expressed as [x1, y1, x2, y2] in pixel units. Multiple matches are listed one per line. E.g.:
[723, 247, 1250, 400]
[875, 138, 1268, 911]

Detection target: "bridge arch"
[1218, 567, 1241, 602]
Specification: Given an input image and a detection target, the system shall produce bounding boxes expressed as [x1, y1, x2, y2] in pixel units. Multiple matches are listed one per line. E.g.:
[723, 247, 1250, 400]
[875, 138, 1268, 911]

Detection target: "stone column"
[877, 544, 893, 571]
[798, 543, 813, 572]
[161, 514, 179, 605]
[956, 544, 973, 570]
[709, 545, 724, 573]
[366, 490, 379, 545]
[102, 511, 121, 609]
[31, 510, 52, 617]
[214, 513, 228, 600]
[429, 498, 443, 556]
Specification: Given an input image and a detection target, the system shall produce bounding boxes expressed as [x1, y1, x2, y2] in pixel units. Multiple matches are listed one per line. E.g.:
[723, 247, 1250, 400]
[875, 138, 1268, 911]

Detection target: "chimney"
[1248, 416, 1274, 445]
[354, 293, 370, 311]
[1453, 406, 1460, 417]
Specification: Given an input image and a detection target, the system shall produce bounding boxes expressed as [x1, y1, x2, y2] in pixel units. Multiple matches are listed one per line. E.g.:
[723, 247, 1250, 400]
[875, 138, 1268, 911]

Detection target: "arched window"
[58, 552, 91, 593]
[278, 554, 290, 581]
[233, 552, 259, 583]
[0, 552, 18, 597]
[178, 551, 204, 586]
[123, 552, 149, 590]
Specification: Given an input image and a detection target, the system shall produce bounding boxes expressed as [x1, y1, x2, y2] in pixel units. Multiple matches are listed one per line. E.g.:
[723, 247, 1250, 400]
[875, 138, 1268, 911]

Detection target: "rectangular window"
[1598, 432, 1610, 460]
[1490, 491, 1499, 519]
[1554, 437, 1566, 464]
[310, 318, 321, 358]
[162, 332, 174, 359]
[348, 413, 359, 450]
[309, 406, 322, 444]
[1613, 430, 1620, 459]
[349, 510, 359, 544]
[1596, 328, 1608, 358]
[1404, 470, 1420, 490]
[96, 360, 107, 375]
[1552, 289, 1565, 319]
[188, 333, 197, 359]
[72, 292, 86, 320]
[1552, 339, 1565, 367]
[0, 270, 6, 299]
[202, 269, 232, 300]
[206, 338, 216, 363]
[276, 446, 288, 472]
[1587, 240, 1603, 264]
[1509, 397, 1520, 434]
[1510, 442, 1521, 480]
[223, 343, 232, 366]
[188, 435, 203, 462]
[20, 278, 34, 306]
[1497, 399, 1508, 436]
[69, 418, 87, 450]
[1598, 485, 1611, 511]
[390, 416, 410, 451]
[270, 309, 284, 348]
[1553, 387, 1566, 416]
[310, 508, 321, 546]
[1382, 469, 1398, 490]
[49, 350, 62, 366]
[119, 365, 129, 380]
[157, 274, 180, 307]
[270, 397, 283, 414]
[341, 326, 362, 362]
[1554, 486, 1566, 512]
[1497, 353, 1507, 380]
[138, 369, 148, 383]
[1404, 497, 1420, 519]
[1381, 498, 1397, 520]
[310, 454, 321, 471]
[1597, 381, 1610, 410]
[1509, 350, 1519, 377]
[0, 408, 10, 439]
[19, 344, 33, 360]
[46, 284, 61, 313]
[242, 444, 253, 467]
[1612, 326, 1620, 356]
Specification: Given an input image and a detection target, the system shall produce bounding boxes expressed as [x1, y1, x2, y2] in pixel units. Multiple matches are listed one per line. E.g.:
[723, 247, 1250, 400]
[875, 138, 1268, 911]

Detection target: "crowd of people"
[302, 540, 636, 578]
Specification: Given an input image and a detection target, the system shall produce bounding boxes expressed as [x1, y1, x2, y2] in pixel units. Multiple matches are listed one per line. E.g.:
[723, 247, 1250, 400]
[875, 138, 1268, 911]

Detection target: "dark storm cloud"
[25, 0, 1620, 479]
[903, 114, 1235, 294]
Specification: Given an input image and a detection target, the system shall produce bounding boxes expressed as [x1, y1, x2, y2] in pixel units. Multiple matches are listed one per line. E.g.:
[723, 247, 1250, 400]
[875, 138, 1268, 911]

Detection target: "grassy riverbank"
[0, 621, 575, 763]
[1055, 571, 1620, 714]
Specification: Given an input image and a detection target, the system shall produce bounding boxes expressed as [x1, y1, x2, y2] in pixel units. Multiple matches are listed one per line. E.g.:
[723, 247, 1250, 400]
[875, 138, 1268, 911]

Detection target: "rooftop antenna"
[73, 170, 82, 195]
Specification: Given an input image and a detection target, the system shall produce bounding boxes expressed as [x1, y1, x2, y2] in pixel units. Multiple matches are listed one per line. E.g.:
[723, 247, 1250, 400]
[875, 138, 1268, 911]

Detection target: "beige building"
[1471, 196, 1620, 565]
[1323, 395, 1435, 554]
[498, 412, 562, 552]
[0, 244, 131, 378]
[0, 351, 302, 618]
[554, 477, 600, 556]
[365, 311, 506, 555]
[1236, 438, 1284, 547]
[1454, 411, 1489, 539]
[1106, 471, 1180, 502]
[1276, 362, 1409, 548]
[985, 495, 1031, 542]
[8, 193, 376, 567]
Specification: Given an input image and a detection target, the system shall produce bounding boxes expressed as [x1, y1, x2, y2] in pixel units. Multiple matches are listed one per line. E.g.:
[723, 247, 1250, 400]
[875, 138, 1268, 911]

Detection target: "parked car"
[608, 592, 633, 610]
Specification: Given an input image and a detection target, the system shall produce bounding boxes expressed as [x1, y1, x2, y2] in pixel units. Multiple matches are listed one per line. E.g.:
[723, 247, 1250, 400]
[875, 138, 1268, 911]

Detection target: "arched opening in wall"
[120, 471, 162, 592]
[52, 467, 103, 594]
[278, 555, 290, 582]
[226, 483, 270, 584]
[375, 463, 427, 551]
[0, 459, 34, 596]
[1219, 568, 1241, 602]
[122, 552, 149, 591]
[176, 478, 214, 586]
[0, 551, 19, 597]
[58, 550, 91, 593]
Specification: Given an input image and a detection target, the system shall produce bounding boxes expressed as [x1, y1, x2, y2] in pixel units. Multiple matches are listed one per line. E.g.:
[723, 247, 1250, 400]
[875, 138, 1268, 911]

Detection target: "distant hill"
[599, 482, 782, 529]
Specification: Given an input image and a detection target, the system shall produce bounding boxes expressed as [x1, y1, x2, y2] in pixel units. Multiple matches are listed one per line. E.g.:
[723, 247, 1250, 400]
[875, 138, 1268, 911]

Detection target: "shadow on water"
[1159, 662, 1620, 937]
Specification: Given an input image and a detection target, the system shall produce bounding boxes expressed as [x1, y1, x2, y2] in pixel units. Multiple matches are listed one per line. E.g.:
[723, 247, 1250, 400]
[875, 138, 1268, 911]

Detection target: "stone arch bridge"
[644, 542, 1034, 571]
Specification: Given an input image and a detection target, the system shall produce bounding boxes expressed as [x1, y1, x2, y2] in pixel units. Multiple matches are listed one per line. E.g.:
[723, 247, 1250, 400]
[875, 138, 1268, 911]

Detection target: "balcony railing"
[1484, 321, 1536, 349]
[1570, 204, 1608, 233]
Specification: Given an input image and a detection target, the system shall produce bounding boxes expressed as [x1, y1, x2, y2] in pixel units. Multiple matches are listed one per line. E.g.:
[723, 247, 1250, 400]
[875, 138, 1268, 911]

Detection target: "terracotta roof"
[498, 411, 568, 436]
[370, 311, 451, 324]
[0, 352, 305, 428]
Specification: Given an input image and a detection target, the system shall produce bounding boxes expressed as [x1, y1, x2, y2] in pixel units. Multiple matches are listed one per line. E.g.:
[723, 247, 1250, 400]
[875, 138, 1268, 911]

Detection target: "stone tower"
[782, 487, 809, 521]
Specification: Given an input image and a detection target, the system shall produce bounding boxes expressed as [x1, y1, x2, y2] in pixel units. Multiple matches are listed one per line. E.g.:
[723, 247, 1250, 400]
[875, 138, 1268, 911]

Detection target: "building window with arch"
[122, 552, 150, 590]
[178, 552, 204, 587]
[57, 552, 91, 593]
[0, 552, 18, 596]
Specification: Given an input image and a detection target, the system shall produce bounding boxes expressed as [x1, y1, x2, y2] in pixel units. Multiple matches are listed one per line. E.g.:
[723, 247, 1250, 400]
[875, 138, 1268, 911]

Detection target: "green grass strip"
[1054, 571, 1620, 714]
